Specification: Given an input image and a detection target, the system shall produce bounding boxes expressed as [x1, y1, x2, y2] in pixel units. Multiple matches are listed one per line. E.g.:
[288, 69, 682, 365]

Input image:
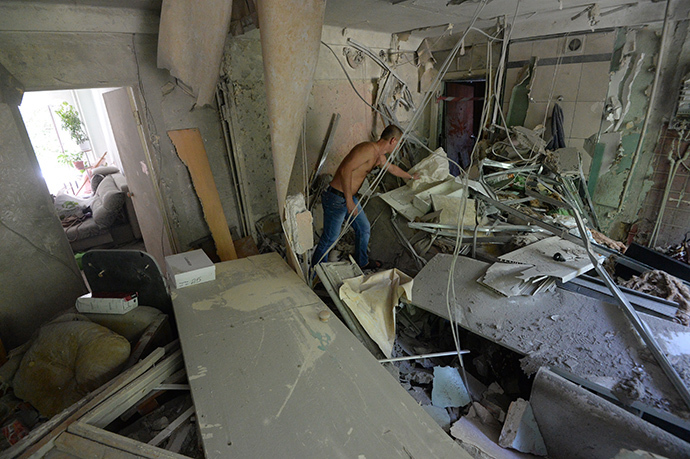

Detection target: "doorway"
[18, 87, 172, 268]
[442, 80, 485, 175]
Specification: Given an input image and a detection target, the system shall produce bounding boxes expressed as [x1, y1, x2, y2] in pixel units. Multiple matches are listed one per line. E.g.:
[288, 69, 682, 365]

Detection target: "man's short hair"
[380, 125, 403, 141]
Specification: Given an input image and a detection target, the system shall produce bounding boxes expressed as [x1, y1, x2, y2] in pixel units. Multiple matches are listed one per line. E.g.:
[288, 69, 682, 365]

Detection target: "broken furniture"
[4, 345, 187, 458]
[56, 167, 141, 252]
[412, 253, 690, 433]
[171, 252, 470, 457]
[82, 250, 173, 317]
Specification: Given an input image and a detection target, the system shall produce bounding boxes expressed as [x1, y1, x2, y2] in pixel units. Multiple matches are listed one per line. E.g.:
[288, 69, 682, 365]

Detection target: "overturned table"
[171, 253, 468, 458]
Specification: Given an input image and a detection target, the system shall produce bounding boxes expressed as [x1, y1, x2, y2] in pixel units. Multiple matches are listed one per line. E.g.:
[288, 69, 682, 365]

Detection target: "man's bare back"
[330, 130, 416, 215]
[330, 141, 380, 197]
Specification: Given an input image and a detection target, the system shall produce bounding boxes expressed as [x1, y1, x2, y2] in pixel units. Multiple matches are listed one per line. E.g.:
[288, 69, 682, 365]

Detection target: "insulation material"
[621, 270, 690, 325]
[12, 317, 130, 418]
[284, 193, 313, 255]
[157, 0, 233, 107]
[407, 147, 451, 191]
[257, 0, 326, 213]
[339, 269, 413, 358]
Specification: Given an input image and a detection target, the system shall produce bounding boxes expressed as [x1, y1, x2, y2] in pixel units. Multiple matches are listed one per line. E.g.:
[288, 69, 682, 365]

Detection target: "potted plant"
[55, 102, 90, 151]
[57, 150, 86, 170]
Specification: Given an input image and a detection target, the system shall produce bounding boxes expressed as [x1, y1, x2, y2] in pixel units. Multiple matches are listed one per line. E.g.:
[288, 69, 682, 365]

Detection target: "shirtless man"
[311, 125, 418, 269]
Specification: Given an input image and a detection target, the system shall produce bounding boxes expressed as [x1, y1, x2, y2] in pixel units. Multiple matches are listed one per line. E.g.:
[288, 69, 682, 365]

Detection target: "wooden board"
[168, 128, 237, 261]
[171, 252, 469, 458]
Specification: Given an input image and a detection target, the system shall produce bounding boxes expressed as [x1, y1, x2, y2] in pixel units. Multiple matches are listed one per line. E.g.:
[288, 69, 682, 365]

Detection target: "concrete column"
[0, 64, 86, 349]
[257, 0, 326, 215]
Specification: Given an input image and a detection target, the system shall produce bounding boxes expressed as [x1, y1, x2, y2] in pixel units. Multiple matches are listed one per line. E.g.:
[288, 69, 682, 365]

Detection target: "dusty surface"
[412, 254, 690, 422]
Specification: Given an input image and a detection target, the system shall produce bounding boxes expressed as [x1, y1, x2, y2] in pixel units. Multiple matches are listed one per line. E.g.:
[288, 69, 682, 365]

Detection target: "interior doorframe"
[440, 78, 487, 173]
[121, 85, 179, 254]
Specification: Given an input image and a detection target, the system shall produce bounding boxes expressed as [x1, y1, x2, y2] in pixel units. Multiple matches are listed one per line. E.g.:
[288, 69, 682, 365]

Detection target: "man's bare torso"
[330, 141, 383, 194]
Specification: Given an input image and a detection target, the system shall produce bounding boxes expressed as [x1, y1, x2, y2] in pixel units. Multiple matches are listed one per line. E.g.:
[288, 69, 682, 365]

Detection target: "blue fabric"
[312, 189, 370, 267]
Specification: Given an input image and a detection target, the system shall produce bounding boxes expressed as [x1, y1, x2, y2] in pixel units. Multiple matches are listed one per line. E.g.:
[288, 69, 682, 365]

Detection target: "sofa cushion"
[91, 165, 120, 176]
[92, 175, 126, 228]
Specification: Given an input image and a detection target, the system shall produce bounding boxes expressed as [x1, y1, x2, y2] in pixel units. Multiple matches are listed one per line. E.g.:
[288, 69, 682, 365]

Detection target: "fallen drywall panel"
[171, 253, 469, 457]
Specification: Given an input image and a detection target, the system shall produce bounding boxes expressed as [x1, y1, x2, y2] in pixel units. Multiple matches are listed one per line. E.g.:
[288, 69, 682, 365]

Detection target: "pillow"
[54, 192, 91, 219]
[90, 174, 105, 193]
[92, 176, 126, 228]
[91, 166, 119, 176]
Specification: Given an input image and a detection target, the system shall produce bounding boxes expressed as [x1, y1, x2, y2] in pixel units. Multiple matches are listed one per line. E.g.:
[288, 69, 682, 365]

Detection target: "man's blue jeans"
[311, 188, 370, 267]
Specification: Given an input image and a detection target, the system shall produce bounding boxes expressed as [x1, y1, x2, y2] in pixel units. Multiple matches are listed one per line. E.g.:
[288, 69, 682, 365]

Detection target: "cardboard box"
[165, 249, 215, 289]
[76, 292, 138, 314]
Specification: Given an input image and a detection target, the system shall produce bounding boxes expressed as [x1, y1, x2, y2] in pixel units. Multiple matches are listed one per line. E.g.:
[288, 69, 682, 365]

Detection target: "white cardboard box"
[76, 292, 138, 314]
[165, 249, 216, 289]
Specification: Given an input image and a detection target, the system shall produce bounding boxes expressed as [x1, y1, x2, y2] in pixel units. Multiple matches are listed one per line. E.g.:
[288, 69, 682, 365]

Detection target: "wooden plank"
[171, 252, 469, 458]
[79, 350, 184, 428]
[148, 406, 195, 447]
[12, 348, 165, 459]
[67, 423, 188, 459]
[125, 314, 169, 369]
[168, 128, 237, 261]
[120, 368, 187, 422]
[54, 432, 140, 459]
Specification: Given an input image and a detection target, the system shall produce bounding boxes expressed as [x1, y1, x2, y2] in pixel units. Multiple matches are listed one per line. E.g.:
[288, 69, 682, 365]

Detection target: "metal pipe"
[378, 350, 469, 364]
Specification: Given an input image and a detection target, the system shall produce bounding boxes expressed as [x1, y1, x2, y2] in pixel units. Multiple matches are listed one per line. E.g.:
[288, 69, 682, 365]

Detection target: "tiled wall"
[637, 125, 690, 247]
[503, 31, 615, 151]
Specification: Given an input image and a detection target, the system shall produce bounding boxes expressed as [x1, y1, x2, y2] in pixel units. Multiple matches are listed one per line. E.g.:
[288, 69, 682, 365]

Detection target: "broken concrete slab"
[412, 254, 690, 429]
[530, 368, 690, 459]
[499, 398, 547, 456]
[431, 366, 471, 408]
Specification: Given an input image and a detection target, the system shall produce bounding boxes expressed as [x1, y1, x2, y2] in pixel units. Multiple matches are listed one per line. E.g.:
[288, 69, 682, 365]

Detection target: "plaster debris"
[423, 405, 451, 432]
[498, 398, 547, 456]
[431, 366, 471, 408]
[284, 193, 314, 255]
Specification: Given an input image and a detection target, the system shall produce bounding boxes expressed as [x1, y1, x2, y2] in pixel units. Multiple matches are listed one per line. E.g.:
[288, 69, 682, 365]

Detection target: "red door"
[444, 82, 475, 175]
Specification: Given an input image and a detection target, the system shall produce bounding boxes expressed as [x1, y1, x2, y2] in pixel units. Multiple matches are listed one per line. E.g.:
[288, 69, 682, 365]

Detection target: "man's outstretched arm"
[382, 162, 419, 180]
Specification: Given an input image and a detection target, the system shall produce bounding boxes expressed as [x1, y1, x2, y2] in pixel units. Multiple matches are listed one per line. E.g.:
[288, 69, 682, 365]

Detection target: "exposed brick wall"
[636, 125, 690, 248]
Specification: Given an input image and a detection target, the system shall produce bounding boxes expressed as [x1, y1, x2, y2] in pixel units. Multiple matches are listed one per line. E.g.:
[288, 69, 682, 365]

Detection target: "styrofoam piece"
[499, 398, 547, 456]
[432, 195, 476, 226]
[423, 405, 451, 432]
[380, 181, 441, 221]
[165, 249, 215, 289]
[76, 292, 138, 314]
[413, 178, 463, 213]
[431, 366, 471, 408]
[498, 236, 602, 283]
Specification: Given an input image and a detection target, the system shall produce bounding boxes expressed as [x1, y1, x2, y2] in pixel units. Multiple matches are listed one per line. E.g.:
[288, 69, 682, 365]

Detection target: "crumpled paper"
[339, 269, 413, 358]
[407, 148, 450, 191]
